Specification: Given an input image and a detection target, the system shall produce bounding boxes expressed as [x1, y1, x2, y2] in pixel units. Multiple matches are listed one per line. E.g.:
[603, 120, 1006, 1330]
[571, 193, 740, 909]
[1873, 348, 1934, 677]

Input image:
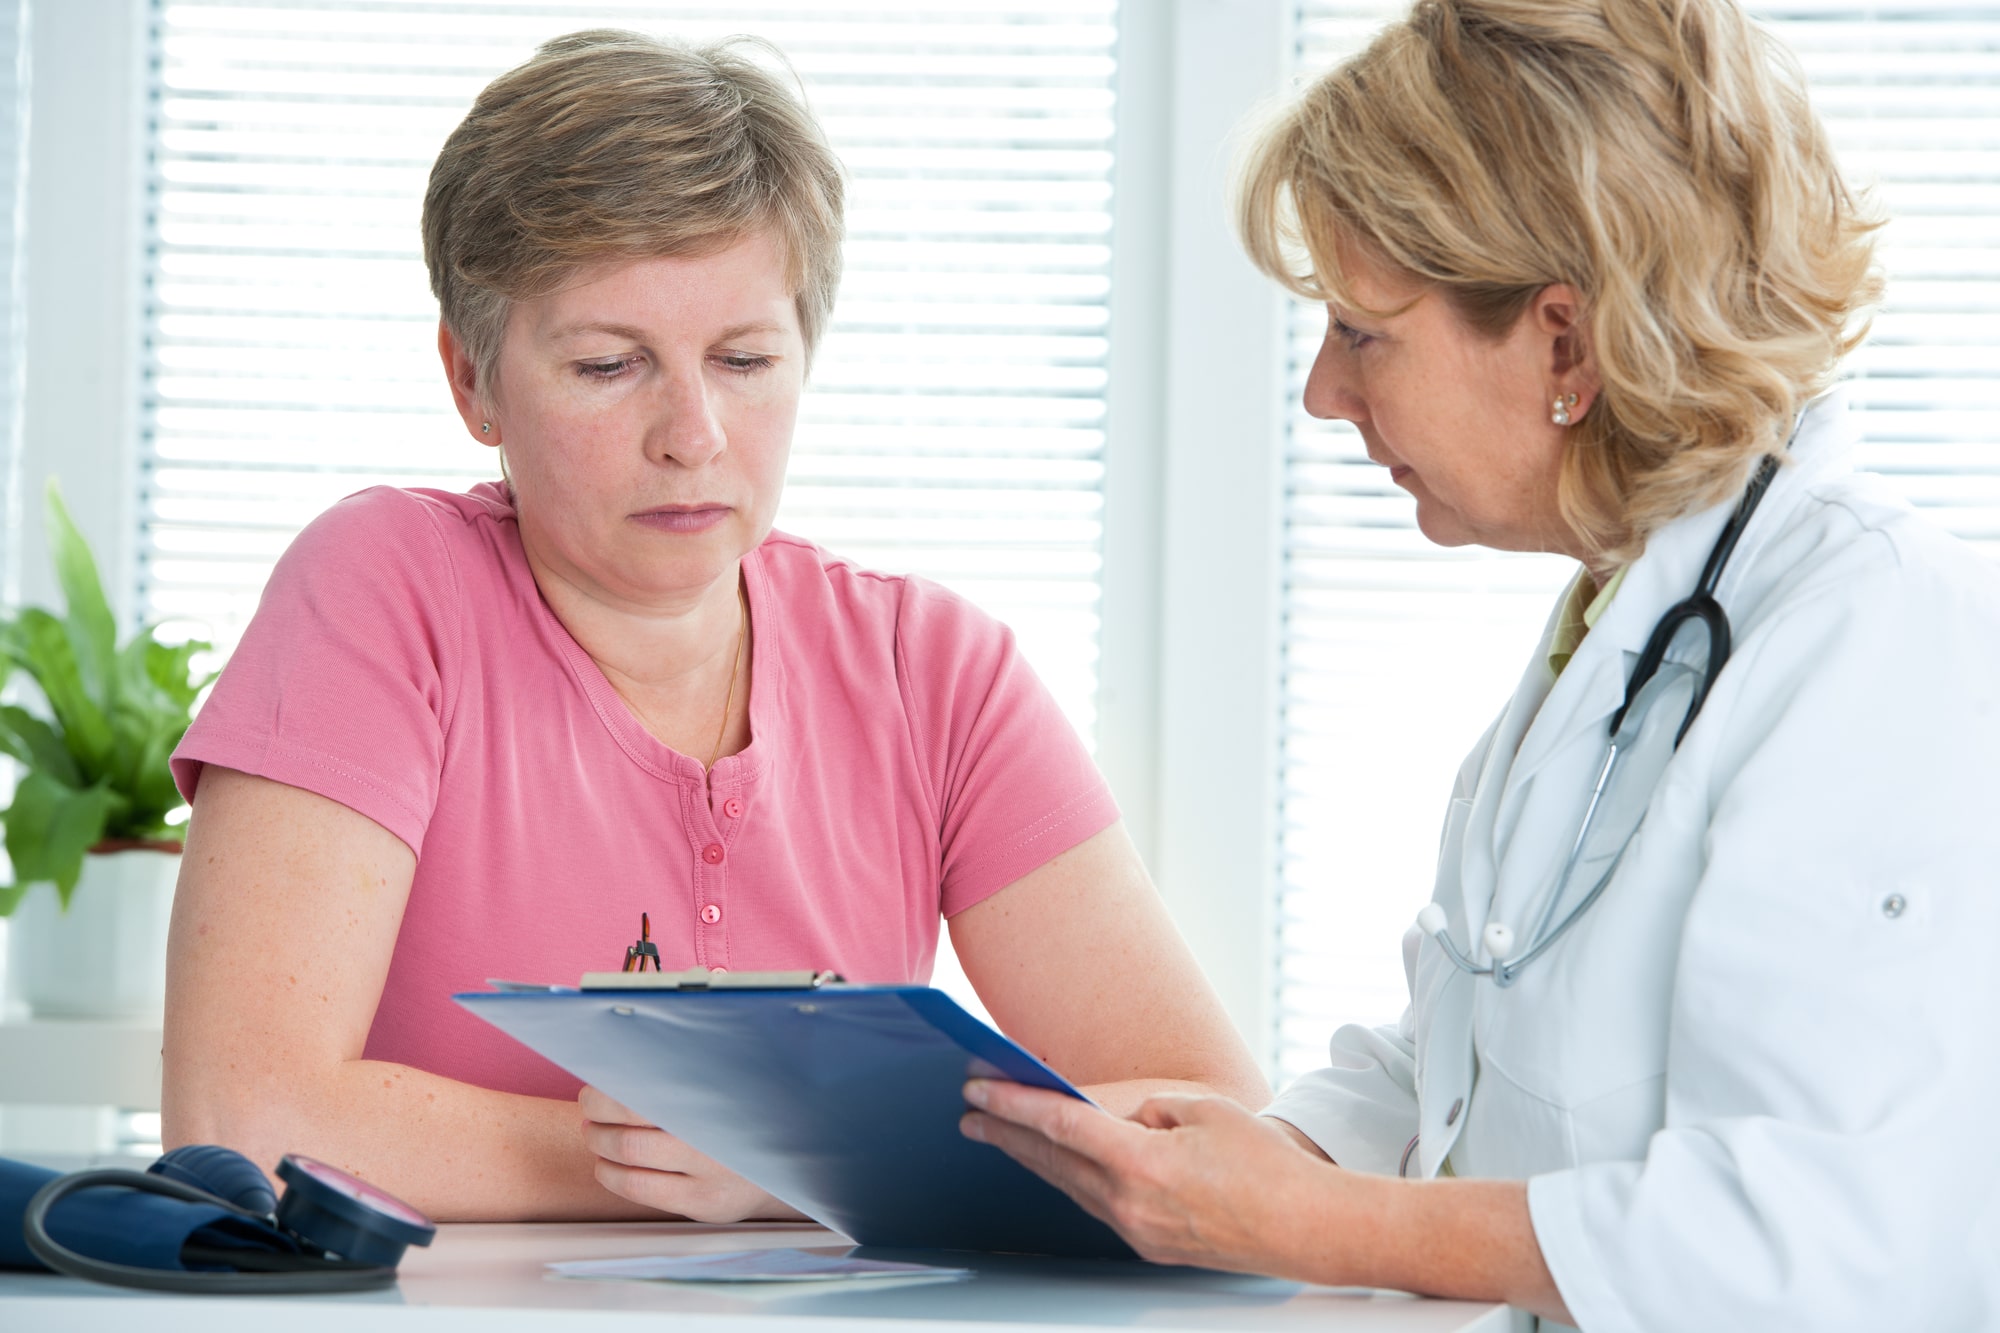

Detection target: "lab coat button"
[1445, 1097, 1464, 1127]
[702, 843, 725, 865]
[1882, 893, 1907, 918]
[723, 797, 744, 819]
[700, 904, 722, 925]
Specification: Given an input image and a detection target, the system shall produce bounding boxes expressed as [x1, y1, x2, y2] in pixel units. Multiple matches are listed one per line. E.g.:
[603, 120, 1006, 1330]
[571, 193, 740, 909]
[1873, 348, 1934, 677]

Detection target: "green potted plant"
[0, 481, 214, 1020]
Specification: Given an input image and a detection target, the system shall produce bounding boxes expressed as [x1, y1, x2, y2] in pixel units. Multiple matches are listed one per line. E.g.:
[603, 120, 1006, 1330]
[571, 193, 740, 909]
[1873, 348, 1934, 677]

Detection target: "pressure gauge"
[275, 1154, 436, 1267]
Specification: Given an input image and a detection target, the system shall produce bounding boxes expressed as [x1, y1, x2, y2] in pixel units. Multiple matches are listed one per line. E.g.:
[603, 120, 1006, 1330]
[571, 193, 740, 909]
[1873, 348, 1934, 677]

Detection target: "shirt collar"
[1546, 565, 1628, 679]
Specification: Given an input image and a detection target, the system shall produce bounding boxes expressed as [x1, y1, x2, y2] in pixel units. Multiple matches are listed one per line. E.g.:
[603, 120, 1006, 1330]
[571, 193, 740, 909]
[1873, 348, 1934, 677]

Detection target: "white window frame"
[17, 0, 1297, 1074]
[12, 0, 152, 624]
[1133, 0, 1291, 1057]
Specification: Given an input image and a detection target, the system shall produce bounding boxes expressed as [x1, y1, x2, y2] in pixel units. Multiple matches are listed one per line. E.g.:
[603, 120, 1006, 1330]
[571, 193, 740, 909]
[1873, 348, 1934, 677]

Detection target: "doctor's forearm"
[1291, 1175, 1571, 1324]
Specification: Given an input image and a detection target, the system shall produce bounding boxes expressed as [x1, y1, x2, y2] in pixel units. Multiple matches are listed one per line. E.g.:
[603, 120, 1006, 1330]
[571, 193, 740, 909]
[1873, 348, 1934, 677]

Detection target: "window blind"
[1276, 0, 2000, 1082]
[141, 1, 1118, 746]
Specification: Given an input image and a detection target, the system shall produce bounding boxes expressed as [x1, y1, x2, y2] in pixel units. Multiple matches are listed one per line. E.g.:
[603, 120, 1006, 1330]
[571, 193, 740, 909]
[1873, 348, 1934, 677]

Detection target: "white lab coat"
[1265, 391, 2000, 1332]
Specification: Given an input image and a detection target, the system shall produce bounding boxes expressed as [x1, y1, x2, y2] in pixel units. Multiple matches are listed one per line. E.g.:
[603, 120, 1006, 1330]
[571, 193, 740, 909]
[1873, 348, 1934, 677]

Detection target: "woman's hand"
[959, 1079, 1341, 1275]
[579, 1086, 808, 1223]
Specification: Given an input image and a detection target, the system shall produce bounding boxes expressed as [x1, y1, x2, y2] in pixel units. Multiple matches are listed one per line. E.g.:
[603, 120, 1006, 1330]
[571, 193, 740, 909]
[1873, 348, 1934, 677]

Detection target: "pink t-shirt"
[172, 484, 1118, 1101]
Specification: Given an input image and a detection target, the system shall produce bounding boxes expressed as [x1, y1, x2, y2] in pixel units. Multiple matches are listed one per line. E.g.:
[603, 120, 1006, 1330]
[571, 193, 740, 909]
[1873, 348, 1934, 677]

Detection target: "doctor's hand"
[578, 1085, 808, 1223]
[963, 1079, 1571, 1322]
[959, 1079, 1342, 1277]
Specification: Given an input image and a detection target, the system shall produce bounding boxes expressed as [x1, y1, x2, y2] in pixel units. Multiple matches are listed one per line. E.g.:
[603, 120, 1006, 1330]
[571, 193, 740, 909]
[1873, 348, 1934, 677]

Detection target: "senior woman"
[161, 30, 1264, 1223]
[961, 1, 2000, 1328]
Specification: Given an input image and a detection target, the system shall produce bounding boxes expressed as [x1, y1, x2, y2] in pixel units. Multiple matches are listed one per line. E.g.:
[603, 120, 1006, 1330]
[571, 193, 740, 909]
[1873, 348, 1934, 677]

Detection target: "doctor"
[959, 0, 2000, 1328]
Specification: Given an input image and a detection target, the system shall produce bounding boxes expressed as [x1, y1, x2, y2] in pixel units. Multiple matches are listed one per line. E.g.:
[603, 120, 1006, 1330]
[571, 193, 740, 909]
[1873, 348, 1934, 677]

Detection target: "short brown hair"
[423, 29, 845, 392]
[1237, 0, 1882, 563]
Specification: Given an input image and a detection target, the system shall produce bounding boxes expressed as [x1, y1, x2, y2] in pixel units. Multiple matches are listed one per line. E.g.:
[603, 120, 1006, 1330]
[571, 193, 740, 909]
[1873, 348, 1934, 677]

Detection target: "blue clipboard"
[455, 981, 1135, 1260]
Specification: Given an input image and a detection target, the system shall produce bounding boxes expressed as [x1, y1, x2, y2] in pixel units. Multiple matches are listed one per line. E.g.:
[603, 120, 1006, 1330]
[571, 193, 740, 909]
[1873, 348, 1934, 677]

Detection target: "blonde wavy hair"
[1237, 0, 1883, 563]
[423, 30, 845, 393]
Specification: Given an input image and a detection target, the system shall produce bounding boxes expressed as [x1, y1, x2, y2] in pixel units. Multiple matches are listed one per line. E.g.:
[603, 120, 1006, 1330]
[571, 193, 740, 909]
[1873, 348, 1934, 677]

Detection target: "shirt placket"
[690, 782, 749, 970]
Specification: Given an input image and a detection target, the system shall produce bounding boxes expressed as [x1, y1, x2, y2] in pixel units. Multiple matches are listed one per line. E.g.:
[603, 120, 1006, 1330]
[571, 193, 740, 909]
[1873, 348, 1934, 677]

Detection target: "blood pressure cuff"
[0, 1156, 299, 1273]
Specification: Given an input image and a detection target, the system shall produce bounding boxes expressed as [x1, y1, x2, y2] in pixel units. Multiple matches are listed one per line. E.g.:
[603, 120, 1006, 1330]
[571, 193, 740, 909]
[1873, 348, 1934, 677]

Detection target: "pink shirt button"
[722, 797, 744, 819]
[701, 843, 725, 865]
[700, 904, 722, 925]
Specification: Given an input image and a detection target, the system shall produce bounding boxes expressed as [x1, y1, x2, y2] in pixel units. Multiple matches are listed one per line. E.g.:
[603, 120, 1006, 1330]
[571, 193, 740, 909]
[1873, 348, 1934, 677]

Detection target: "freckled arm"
[164, 766, 658, 1221]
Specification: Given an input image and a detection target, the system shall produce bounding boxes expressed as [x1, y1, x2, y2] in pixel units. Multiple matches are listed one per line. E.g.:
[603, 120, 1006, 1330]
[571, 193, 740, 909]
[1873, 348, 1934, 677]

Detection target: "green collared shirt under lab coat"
[1547, 567, 1627, 679]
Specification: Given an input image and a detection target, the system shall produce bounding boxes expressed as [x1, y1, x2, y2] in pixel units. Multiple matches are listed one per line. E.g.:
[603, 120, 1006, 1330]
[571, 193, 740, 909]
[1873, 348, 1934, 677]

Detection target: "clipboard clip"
[579, 967, 845, 991]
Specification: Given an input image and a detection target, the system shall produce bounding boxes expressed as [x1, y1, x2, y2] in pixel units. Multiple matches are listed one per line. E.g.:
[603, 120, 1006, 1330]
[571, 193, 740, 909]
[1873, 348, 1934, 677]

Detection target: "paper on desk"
[547, 1248, 971, 1284]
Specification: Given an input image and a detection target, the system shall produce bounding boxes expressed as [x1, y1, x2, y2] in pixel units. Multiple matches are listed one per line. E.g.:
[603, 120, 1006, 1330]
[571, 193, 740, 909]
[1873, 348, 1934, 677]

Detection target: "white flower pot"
[6, 846, 180, 1021]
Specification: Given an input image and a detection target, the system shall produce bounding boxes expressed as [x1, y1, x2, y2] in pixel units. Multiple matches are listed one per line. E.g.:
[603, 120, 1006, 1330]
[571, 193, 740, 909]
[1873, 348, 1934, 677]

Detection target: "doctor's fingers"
[964, 1111, 1232, 1269]
[1131, 1093, 1246, 1131]
[1139, 1095, 1328, 1172]
[964, 1079, 1146, 1162]
[960, 1109, 1124, 1226]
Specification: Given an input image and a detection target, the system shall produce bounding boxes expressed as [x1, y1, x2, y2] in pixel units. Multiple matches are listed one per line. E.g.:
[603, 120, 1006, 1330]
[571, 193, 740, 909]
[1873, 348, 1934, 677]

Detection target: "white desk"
[0, 1219, 1522, 1331]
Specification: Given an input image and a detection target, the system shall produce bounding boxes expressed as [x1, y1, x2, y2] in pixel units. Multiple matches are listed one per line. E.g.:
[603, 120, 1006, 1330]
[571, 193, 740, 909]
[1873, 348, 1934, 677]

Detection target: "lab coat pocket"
[1452, 1055, 1580, 1178]
[1460, 1061, 1665, 1178]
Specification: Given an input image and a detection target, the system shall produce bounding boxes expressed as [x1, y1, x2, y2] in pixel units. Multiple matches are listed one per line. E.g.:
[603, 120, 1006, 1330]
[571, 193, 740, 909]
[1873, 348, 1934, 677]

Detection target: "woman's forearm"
[167, 1056, 653, 1222]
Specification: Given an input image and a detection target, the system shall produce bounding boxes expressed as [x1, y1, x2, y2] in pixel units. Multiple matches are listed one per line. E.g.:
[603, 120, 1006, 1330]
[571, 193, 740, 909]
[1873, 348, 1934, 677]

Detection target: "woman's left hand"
[579, 1085, 808, 1223]
[959, 1079, 1343, 1276]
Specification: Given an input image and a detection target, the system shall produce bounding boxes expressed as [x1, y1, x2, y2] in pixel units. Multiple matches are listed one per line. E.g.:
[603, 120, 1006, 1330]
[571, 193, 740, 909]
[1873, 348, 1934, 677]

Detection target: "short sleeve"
[170, 488, 461, 856]
[894, 578, 1119, 917]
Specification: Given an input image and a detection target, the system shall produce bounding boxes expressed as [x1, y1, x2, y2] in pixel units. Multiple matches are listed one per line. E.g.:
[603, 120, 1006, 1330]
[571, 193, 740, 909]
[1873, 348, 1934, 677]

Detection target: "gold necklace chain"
[703, 586, 747, 772]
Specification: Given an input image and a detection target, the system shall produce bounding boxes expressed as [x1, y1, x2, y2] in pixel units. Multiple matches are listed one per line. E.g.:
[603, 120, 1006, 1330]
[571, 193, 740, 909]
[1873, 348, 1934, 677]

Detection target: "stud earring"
[1551, 393, 1579, 427]
[481, 422, 492, 435]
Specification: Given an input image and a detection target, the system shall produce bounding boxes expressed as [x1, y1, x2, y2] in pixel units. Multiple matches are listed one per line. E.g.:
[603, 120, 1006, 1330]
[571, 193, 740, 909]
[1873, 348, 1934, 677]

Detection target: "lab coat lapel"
[1414, 605, 1562, 1177]
[1453, 599, 1565, 944]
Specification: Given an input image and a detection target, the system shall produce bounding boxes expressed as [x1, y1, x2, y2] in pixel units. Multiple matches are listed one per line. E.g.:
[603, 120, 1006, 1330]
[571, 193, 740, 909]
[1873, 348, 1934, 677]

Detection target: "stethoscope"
[1414, 446, 1786, 993]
